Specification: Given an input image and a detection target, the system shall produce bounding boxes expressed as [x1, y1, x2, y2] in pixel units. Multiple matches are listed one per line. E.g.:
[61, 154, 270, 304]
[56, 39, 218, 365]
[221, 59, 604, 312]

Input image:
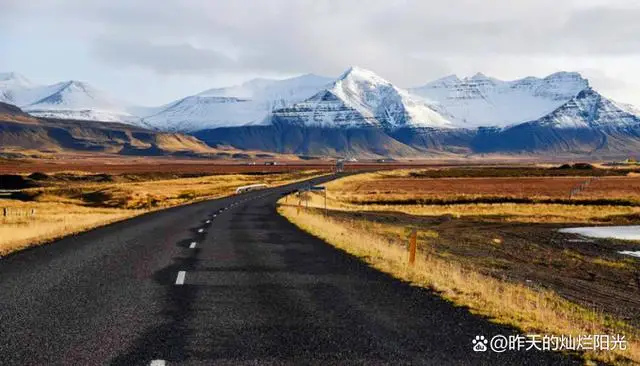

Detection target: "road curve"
[0, 175, 579, 365]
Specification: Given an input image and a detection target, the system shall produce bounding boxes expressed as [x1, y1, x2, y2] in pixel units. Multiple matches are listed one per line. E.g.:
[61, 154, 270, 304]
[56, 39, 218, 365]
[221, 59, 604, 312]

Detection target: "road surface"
[0, 175, 579, 365]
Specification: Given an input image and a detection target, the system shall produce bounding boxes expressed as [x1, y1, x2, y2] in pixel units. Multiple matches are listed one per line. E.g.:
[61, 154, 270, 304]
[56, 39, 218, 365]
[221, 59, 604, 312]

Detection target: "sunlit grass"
[0, 170, 325, 256]
[278, 202, 640, 365]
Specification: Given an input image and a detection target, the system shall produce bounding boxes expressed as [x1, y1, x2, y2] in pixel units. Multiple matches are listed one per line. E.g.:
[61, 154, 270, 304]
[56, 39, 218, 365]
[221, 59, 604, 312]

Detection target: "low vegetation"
[0, 169, 323, 256]
[278, 204, 640, 365]
[0, 200, 140, 256]
[279, 165, 640, 364]
[319, 169, 640, 224]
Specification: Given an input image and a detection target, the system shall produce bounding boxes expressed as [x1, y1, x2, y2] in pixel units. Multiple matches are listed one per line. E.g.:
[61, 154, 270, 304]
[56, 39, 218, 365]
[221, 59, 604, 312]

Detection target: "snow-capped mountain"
[0, 74, 137, 122]
[534, 87, 640, 129]
[197, 68, 640, 157]
[410, 72, 590, 128]
[24, 81, 136, 122]
[271, 66, 455, 129]
[140, 74, 333, 131]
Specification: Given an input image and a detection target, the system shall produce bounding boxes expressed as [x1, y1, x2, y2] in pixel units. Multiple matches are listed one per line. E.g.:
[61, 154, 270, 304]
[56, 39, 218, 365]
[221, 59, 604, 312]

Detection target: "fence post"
[324, 190, 327, 216]
[3, 207, 7, 217]
[408, 229, 417, 266]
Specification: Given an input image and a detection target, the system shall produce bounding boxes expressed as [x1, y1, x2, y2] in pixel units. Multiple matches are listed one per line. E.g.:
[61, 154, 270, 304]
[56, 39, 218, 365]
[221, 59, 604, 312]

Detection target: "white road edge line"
[175, 271, 186, 285]
[150, 360, 166, 366]
[189, 242, 197, 249]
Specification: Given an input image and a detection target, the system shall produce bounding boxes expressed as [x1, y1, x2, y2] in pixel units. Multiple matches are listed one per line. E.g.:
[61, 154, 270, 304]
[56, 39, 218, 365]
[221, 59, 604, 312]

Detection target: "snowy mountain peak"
[29, 80, 110, 106]
[336, 66, 390, 86]
[534, 87, 640, 129]
[1, 69, 637, 135]
[544, 71, 587, 83]
[62, 80, 92, 90]
[411, 71, 593, 128]
[468, 72, 492, 81]
[271, 67, 455, 130]
[143, 73, 333, 131]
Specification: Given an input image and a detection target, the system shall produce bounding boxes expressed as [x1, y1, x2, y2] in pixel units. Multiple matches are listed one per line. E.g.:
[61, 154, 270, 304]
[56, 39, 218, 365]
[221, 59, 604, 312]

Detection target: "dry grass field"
[21, 170, 321, 209]
[278, 205, 639, 364]
[316, 168, 640, 224]
[332, 168, 640, 202]
[0, 168, 324, 256]
[279, 165, 640, 364]
[350, 176, 640, 201]
[0, 200, 140, 255]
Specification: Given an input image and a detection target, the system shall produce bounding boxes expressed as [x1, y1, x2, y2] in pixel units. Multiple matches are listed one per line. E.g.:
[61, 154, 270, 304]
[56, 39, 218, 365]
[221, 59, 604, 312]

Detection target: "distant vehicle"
[264, 161, 278, 166]
[235, 184, 267, 194]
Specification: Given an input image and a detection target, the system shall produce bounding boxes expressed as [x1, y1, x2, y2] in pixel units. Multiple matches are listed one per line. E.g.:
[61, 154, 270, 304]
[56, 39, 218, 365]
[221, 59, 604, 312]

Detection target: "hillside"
[0, 103, 245, 158]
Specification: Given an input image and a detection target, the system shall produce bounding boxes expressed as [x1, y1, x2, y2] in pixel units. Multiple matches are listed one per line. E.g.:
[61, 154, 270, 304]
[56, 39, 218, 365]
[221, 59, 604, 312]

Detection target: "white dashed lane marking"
[150, 360, 165, 366]
[189, 242, 197, 249]
[198, 228, 204, 233]
[175, 271, 186, 285]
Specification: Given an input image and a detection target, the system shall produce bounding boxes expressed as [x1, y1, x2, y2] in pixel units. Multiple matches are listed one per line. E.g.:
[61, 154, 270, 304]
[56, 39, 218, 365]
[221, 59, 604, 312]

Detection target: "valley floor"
[0, 167, 324, 256]
[278, 165, 640, 365]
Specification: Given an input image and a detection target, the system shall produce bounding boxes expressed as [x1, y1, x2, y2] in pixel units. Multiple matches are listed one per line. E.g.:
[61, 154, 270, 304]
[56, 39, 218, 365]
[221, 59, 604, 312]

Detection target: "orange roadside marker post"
[408, 229, 417, 266]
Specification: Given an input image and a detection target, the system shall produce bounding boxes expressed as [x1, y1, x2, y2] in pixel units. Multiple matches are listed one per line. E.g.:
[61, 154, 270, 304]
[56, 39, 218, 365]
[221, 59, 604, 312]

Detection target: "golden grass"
[278, 203, 640, 364]
[302, 189, 639, 224]
[29, 170, 323, 209]
[0, 170, 325, 256]
[0, 200, 140, 256]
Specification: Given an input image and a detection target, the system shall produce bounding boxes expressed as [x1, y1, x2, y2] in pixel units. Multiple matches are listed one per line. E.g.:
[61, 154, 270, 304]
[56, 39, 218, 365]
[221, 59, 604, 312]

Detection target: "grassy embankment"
[0, 169, 323, 256]
[278, 167, 640, 365]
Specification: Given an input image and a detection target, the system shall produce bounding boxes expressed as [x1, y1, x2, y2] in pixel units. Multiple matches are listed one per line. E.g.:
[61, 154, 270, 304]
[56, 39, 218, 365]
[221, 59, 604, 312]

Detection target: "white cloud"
[3, 0, 640, 105]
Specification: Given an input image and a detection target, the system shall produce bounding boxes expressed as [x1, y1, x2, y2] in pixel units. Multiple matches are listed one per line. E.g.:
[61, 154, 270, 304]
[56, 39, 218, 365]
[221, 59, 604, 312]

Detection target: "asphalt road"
[0, 175, 580, 365]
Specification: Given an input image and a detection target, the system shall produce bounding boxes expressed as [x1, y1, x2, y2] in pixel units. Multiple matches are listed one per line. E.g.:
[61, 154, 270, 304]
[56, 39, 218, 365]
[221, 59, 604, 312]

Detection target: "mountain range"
[2, 67, 640, 158]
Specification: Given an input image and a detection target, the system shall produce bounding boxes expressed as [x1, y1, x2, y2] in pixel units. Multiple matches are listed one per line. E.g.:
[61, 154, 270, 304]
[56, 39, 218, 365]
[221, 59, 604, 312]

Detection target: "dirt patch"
[326, 209, 640, 328]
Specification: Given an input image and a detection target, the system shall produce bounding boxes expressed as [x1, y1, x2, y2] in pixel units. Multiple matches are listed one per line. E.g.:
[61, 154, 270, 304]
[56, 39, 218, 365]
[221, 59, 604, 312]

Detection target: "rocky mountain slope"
[0, 73, 137, 122]
[0, 102, 237, 157]
[269, 67, 455, 130]
[410, 72, 590, 128]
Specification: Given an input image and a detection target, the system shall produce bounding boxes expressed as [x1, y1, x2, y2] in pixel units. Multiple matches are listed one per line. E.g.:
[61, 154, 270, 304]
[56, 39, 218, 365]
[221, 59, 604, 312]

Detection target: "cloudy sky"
[2, 0, 640, 106]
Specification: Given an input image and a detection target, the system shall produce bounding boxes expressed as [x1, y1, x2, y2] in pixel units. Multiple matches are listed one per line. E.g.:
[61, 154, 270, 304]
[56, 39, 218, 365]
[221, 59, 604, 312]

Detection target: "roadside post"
[310, 185, 327, 216]
[408, 229, 417, 266]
